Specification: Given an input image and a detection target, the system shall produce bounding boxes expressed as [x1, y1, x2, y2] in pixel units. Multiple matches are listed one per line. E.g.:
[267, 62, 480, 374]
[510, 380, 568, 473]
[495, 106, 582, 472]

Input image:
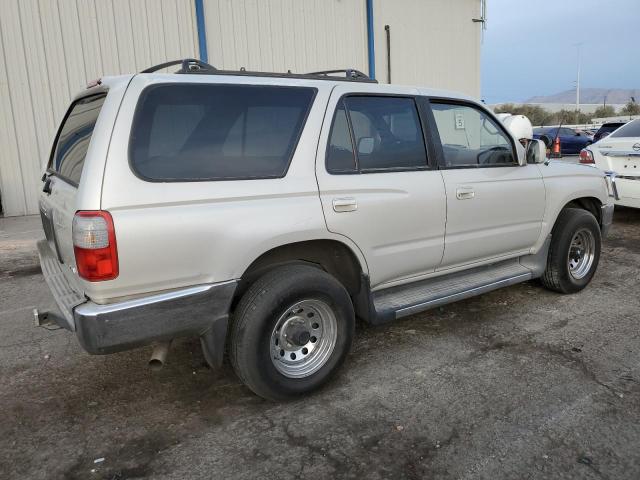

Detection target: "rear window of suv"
[609, 119, 640, 138]
[49, 93, 107, 185]
[130, 84, 316, 181]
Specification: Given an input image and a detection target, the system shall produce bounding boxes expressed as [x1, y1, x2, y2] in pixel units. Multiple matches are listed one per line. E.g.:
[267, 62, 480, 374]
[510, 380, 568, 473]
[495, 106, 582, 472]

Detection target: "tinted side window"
[610, 120, 640, 138]
[326, 101, 357, 173]
[344, 96, 427, 171]
[130, 84, 315, 181]
[431, 102, 515, 167]
[50, 93, 107, 185]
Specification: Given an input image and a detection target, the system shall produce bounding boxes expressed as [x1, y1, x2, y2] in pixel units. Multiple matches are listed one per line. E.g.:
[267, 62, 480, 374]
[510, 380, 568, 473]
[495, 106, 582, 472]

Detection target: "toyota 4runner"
[36, 59, 616, 400]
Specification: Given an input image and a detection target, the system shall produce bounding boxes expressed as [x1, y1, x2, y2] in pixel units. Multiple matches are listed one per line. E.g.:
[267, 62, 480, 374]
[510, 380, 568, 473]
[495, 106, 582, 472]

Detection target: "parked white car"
[580, 119, 640, 208]
[37, 59, 615, 400]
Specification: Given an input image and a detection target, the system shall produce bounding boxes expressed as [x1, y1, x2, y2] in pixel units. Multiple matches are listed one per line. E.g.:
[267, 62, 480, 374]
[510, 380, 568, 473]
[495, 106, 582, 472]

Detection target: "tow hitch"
[33, 308, 66, 331]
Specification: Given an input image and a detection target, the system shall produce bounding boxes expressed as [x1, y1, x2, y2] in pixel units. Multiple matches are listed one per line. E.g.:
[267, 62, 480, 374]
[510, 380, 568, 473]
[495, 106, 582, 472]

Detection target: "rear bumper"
[74, 281, 237, 354]
[613, 176, 640, 209]
[37, 240, 237, 357]
[36, 240, 85, 331]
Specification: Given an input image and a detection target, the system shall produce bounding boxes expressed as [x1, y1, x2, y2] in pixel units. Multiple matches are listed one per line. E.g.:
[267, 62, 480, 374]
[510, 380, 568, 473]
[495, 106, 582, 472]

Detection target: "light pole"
[573, 43, 583, 113]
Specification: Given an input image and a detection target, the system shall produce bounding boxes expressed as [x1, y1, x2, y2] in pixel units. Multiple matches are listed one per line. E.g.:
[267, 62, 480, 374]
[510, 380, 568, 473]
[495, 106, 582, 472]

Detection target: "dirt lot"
[1, 209, 639, 480]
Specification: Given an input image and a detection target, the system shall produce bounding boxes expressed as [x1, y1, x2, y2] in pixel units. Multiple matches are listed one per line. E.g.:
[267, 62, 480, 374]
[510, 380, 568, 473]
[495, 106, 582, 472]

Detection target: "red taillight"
[72, 211, 118, 281]
[579, 149, 595, 164]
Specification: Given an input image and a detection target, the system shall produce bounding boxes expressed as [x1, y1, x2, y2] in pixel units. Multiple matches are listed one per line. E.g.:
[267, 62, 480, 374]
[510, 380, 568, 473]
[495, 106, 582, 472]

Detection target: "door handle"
[456, 186, 474, 200]
[332, 197, 357, 212]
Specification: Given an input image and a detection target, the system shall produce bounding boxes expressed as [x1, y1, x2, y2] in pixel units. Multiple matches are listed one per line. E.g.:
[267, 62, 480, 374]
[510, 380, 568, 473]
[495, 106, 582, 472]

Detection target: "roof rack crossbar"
[307, 69, 371, 80]
[140, 58, 217, 74]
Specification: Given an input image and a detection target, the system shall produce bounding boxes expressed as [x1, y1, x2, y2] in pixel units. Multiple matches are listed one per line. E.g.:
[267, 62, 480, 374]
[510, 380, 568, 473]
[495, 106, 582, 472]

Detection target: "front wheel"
[541, 208, 601, 293]
[229, 265, 355, 401]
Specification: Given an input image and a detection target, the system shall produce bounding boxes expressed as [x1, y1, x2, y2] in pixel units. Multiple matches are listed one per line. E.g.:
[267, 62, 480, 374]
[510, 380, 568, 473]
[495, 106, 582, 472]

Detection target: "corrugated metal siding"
[201, 0, 479, 92]
[1, 0, 481, 217]
[0, 0, 199, 216]
[373, 0, 481, 97]
[202, 0, 368, 75]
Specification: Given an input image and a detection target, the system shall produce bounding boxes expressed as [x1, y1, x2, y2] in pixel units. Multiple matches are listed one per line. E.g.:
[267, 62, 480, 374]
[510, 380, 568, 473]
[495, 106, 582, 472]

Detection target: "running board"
[372, 259, 532, 322]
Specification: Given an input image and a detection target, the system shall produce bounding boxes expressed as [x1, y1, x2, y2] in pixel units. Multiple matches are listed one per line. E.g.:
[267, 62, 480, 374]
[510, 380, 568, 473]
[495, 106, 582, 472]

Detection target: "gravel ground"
[1, 210, 639, 480]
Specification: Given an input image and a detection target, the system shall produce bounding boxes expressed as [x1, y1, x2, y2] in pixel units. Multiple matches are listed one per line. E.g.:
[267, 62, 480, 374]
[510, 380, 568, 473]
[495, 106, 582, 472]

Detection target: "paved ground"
[1, 210, 639, 480]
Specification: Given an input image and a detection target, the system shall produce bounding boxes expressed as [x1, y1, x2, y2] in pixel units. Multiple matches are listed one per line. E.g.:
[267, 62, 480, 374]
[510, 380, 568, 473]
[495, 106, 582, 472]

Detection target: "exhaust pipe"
[148, 341, 172, 371]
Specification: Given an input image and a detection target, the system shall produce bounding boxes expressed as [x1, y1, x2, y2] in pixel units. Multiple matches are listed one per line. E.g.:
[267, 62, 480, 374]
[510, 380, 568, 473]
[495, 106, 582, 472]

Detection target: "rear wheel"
[230, 265, 355, 401]
[540, 135, 552, 149]
[541, 208, 601, 293]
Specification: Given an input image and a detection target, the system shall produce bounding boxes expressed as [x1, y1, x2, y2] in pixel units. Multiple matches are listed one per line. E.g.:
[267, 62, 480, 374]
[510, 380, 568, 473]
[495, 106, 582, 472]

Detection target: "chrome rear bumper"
[74, 281, 236, 354]
[36, 240, 85, 331]
[37, 240, 237, 358]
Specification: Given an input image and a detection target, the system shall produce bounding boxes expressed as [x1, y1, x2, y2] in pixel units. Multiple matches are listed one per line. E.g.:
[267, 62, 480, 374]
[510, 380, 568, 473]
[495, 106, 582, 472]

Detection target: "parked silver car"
[37, 59, 615, 400]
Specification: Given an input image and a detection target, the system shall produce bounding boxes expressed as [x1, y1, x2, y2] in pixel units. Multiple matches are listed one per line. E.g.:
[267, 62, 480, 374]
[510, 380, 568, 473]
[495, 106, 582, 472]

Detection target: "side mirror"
[357, 137, 375, 155]
[575, 132, 581, 136]
[526, 139, 547, 164]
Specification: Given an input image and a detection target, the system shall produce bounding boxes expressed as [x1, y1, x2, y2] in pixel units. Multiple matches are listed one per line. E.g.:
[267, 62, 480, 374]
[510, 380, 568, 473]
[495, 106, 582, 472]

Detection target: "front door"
[428, 100, 546, 269]
[315, 86, 447, 288]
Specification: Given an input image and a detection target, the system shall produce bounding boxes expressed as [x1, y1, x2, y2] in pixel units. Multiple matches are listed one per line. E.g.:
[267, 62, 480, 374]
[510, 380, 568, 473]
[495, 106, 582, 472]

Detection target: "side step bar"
[372, 259, 533, 322]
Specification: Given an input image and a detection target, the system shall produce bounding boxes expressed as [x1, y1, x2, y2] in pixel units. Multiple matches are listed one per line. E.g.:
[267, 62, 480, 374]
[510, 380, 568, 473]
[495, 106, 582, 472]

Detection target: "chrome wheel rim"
[270, 299, 337, 379]
[567, 228, 595, 280]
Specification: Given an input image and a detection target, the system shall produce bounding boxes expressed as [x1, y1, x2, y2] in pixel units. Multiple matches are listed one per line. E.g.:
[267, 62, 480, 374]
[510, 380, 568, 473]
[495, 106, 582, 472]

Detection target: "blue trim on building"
[365, 0, 375, 79]
[194, 0, 208, 63]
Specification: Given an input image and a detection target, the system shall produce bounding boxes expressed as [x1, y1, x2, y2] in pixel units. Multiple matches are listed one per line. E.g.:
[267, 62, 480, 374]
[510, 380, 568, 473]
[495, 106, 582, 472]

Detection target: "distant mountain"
[526, 88, 640, 104]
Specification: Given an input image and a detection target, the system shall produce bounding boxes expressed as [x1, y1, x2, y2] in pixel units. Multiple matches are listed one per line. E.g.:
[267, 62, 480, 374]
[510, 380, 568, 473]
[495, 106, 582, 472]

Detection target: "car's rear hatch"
[41, 92, 108, 261]
[38, 77, 132, 326]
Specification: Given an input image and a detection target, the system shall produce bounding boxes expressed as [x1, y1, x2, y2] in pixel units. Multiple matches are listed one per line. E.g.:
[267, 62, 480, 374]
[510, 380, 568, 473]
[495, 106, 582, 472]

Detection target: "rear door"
[40, 92, 107, 268]
[316, 85, 447, 288]
[426, 99, 545, 269]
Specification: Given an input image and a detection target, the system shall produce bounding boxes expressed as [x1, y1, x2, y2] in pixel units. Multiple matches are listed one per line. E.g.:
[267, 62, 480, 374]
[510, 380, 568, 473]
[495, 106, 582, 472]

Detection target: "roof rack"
[140, 58, 217, 74]
[139, 59, 377, 83]
[307, 69, 371, 80]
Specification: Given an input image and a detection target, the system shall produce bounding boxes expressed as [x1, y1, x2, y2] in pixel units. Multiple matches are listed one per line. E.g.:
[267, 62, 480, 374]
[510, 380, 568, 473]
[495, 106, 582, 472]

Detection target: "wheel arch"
[560, 196, 603, 227]
[235, 239, 367, 307]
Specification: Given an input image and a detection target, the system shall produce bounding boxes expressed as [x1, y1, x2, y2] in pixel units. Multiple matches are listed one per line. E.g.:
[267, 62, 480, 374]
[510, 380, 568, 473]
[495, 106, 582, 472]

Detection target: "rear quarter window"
[129, 84, 316, 181]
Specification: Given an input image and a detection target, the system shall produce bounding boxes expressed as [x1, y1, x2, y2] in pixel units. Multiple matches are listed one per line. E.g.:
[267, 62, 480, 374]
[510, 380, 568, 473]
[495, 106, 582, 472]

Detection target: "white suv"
[37, 59, 615, 400]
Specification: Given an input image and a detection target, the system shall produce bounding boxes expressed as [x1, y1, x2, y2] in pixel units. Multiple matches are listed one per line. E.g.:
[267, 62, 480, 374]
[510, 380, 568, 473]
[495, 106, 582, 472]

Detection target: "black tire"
[541, 208, 601, 294]
[229, 264, 355, 401]
[540, 135, 552, 149]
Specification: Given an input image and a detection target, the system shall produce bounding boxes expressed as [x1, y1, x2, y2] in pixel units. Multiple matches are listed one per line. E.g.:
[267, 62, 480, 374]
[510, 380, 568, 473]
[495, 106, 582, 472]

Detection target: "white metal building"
[0, 0, 483, 217]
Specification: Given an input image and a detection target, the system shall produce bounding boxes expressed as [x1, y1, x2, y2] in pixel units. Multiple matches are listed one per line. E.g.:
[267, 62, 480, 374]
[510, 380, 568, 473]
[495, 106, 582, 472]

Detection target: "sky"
[481, 0, 640, 104]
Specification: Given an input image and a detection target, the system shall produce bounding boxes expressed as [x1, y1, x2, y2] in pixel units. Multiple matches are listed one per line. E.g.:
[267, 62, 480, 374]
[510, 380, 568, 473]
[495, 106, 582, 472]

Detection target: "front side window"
[431, 102, 515, 167]
[130, 84, 315, 181]
[326, 96, 428, 173]
[50, 93, 107, 185]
